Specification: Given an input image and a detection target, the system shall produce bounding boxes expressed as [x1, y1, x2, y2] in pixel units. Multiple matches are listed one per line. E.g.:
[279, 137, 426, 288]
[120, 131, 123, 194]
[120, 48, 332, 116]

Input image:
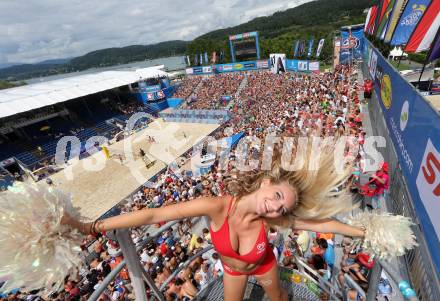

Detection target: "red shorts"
[222, 249, 276, 276]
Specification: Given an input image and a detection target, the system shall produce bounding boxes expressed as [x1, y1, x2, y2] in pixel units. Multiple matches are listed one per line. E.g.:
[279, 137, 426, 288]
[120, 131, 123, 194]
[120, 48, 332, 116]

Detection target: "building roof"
[0, 66, 167, 119]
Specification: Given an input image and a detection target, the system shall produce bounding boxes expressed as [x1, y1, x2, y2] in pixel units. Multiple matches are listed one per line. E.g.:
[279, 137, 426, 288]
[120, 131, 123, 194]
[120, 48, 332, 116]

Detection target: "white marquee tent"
[0, 66, 168, 119]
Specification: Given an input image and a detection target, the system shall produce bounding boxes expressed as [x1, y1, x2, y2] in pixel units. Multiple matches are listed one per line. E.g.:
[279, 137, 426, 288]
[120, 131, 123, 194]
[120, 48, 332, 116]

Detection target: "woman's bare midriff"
[220, 253, 266, 273]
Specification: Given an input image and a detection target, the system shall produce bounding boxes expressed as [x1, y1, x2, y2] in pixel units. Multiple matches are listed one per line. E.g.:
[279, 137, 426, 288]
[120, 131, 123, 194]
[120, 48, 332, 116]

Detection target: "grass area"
[388, 59, 416, 71]
[0, 80, 25, 90]
[320, 63, 333, 72]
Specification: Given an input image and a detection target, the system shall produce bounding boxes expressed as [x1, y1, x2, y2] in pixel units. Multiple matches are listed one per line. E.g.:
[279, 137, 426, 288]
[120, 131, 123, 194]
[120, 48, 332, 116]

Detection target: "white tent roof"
[389, 47, 408, 57]
[0, 66, 168, 119]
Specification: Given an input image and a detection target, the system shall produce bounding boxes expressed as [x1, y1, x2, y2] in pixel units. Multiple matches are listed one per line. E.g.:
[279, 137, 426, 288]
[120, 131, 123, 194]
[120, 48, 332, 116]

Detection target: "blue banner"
[365, 38, 440, 277]
[390, 0, 431, 46]
[293, 41, 299, 57]
[214, 61, 257, 73]
[285, 59, 319, 72]
[340, 26, 365, 64]
[140, 84, 161, 93]
[307, 39, 314, 58]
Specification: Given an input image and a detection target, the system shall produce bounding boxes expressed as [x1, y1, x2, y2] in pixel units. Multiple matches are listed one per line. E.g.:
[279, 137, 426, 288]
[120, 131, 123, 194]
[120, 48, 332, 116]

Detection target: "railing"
[366, 260, 419, 301]
[293, 254, 344, 300]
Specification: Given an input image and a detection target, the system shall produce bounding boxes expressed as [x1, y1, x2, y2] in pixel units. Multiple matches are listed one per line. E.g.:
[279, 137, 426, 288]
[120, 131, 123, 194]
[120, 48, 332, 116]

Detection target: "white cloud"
[0, 0, 313, 64]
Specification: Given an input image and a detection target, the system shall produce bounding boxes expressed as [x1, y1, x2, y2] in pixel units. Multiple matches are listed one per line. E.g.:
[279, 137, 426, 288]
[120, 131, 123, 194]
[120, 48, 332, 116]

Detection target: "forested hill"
[0, 40, 188, 81]
[187, 0, 375, 63]
[68, 40, 188, 70]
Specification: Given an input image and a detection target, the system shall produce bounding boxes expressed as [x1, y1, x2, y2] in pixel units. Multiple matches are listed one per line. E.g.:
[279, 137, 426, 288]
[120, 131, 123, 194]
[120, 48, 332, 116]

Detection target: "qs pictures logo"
[380, 74, 392, 109]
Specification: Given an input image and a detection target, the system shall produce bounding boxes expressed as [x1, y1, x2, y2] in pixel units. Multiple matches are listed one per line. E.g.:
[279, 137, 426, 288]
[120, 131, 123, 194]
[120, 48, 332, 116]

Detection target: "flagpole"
[396, 45, 404, 68]
[416, 27, 440, 85]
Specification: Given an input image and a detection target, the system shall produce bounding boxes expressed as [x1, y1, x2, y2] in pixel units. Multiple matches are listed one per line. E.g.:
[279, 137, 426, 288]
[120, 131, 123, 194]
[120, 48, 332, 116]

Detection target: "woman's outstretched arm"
[293, 218, 365, 237]
[62, 196, 221, 234]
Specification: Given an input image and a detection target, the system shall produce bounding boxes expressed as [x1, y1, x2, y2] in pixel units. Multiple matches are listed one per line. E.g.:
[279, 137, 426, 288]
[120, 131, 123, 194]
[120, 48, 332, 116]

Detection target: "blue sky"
[0, 0, 312, 64]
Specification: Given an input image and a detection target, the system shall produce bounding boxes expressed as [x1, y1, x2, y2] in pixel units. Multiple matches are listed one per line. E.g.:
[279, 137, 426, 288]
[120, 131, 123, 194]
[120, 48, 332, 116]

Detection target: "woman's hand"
[61, 212, 92, 235]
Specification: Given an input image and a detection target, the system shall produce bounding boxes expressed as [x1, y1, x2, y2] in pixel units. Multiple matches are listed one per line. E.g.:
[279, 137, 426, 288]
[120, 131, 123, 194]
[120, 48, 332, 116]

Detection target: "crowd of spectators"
[173, 77, 203, 101]
[181, 73, 245, 110]
[1, 64, 392, 301]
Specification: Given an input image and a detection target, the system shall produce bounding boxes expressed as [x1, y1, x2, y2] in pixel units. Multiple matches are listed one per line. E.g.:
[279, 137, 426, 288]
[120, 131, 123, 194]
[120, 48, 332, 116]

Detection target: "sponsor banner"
[293, 40, 300, 57]
[286, 59, 298, 71]
[340, 25, 365, 64]
[185, 68, 193, 75]
[390, 0, 430, 46]
[307, 39, 315, 58]
[202, 66, 212, 73]
[141, 85, 161, 93]
[365, 38, 440, 276]
[215, 61, 258, 73]
[308, 61, 320, 71]
[229, 31, 258, 41]
[257, 60, 269, 69]
[285, 60, 319, 72]
[269, 54, 286, 74]
[316, 39, 325, 57]
[298, 60, 308, 71]
[384, 0, 407, 42]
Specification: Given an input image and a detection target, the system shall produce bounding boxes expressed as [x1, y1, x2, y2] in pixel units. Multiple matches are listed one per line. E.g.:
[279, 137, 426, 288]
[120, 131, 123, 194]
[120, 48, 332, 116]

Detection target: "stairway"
[226, 75, 248, 110]
[194, 265, 335, 301]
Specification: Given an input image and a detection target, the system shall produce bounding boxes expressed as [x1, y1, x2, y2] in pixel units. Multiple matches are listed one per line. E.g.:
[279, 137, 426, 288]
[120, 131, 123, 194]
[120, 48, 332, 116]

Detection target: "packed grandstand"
[0, 60, 400, 301]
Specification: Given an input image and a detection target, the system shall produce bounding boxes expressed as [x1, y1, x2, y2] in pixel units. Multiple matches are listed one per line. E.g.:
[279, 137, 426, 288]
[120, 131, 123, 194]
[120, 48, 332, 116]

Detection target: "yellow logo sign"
[380, 74, 392, 109]
[234, 64, 243, 69]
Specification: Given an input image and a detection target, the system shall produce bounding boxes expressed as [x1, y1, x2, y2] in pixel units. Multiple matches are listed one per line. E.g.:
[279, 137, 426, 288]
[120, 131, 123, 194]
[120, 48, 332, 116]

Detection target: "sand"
[49, 118, 219, 219]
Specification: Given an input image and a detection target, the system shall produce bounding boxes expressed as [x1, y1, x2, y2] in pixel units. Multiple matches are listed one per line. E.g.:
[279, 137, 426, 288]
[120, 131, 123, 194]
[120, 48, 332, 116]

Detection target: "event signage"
[269, 54, 286, 74]
[229, 31, 258, 40]
[340, 25, 365, 64]
[365, 38, 440, 276]
[307, 39, 315, 58]
[293, 41, 300, 57]
[257, 60, 269, 69]
[316, 39, 325, 57]
[390, 0, 431, 45]
[284, 59, 319, 72]
[140, 85, 161, 93]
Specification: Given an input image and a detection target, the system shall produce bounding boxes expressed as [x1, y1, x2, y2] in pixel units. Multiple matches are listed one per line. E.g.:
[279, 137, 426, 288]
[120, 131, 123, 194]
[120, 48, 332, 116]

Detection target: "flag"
[376, 0, 394, 38]
[427, 28, 440, 61]
[299, 41, 305, 56]
[373, 0, 386, 35]
[186, 55, 191, 66]
[194, 54, 198, 65]
[384, 0, 408, 42]
[204, 52, 208, 64]
[211, 52, 217, 63]
[405, 0, 440, 52]
[365, 7, 373, 32]
[367, 6, 379, 34]
[390, 0, 431, 45]
[307, 39, 315, 58]
[316, 39, 325, 57]
[293, 41, 299, 57]
[199, 53, 203, 65]
[220, 51, 224, 62]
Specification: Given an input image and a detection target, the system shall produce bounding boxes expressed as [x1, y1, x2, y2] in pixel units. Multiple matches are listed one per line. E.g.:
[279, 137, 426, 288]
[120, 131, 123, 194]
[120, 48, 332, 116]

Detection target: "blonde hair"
[225, 136, 354, 227]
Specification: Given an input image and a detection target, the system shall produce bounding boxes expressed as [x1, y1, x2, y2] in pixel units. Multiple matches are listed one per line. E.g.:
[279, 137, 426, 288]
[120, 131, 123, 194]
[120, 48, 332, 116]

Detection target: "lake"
[25, 56, 186, 84]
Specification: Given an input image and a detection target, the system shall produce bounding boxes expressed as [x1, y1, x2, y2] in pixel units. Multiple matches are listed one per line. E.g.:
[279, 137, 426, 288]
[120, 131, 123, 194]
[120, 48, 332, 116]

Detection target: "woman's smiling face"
[254, 179, 297, 218]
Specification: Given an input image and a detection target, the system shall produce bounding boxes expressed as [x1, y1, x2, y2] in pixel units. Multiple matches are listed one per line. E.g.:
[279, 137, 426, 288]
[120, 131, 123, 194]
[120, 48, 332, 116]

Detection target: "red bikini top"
[209, 196, 269, 264]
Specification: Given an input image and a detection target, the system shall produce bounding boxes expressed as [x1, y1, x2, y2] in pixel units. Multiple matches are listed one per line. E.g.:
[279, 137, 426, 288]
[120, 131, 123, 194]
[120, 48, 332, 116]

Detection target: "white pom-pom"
[345, 212, 417, 260]
[0, 182, 85, 293]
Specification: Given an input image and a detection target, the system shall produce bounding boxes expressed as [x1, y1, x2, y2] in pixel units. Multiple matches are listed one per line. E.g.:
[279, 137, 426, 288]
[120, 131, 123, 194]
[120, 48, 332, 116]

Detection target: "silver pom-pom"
[345, 212, 418, 260]
[0, 182, 84, 293]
